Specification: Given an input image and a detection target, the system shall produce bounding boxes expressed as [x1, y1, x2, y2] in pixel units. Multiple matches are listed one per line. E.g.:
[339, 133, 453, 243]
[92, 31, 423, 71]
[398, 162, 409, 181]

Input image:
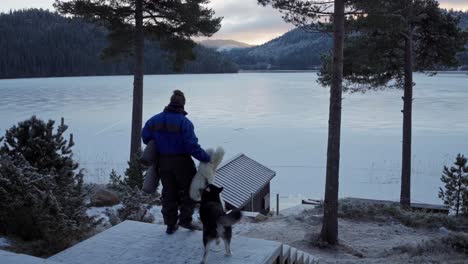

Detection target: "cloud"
[205, 0, 468, 45]
[0, 0, 53, 12]
[206, 0, 293, 45]
[439, 0, 468, 10]
[0, 0, 466, 45]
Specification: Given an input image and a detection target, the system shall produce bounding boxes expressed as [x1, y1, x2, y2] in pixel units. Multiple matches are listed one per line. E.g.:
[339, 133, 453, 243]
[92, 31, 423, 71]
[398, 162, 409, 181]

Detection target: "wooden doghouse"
[214, 154, 276, 215]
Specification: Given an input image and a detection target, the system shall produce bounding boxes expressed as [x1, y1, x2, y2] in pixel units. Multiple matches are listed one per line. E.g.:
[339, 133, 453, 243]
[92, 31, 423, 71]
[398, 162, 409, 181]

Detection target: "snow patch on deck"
[49, 221, 282, 264]
[0, 249, 58, 264]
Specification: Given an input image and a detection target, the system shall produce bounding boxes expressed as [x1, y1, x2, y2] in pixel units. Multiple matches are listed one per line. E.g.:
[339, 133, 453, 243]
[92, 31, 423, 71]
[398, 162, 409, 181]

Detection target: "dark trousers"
[159, 155, 197, 226]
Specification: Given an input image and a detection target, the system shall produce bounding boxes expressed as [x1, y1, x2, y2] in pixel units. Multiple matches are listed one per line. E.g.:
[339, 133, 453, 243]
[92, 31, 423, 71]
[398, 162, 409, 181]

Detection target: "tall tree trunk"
[320, 0, 345, 245]
[400, 25, 413, 208]
[130, 0, 144, 160]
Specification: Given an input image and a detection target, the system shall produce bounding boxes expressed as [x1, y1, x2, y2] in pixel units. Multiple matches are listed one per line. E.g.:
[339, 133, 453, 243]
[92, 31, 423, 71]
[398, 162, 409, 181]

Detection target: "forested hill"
[224, 11, 468, 71]
[456, 11, 468, 28]
[0, 9, 238, 79]
[223, 29, 331, 70]
[451, 11, 468, 69]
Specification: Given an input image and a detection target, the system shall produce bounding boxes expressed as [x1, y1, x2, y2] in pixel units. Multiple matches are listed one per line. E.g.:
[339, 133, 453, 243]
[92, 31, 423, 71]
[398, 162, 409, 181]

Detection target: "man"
[142, 90, 211, 234]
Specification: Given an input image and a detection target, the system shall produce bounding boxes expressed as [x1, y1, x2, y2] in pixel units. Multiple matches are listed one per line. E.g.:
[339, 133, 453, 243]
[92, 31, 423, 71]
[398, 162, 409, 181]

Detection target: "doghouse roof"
[214, 154, 276, 208]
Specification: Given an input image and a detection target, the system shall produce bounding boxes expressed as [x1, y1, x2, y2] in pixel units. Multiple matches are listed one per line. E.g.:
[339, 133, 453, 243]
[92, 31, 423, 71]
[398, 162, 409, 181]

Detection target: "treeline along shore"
[0, 9, 239, 79]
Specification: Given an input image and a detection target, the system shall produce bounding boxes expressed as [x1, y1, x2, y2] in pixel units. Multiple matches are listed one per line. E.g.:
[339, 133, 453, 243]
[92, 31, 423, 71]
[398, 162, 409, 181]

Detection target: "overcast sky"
[1, 0, 467, 45]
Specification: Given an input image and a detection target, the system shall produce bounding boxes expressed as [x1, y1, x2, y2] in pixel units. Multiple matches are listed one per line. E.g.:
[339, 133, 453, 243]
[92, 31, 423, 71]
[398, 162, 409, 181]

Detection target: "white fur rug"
[189, 146, 225, 202]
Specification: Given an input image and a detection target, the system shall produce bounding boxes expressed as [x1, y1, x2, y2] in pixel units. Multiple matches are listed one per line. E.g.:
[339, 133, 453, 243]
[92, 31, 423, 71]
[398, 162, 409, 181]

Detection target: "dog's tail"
[210, 146, 225, 169]
[217, 209, 242, 227]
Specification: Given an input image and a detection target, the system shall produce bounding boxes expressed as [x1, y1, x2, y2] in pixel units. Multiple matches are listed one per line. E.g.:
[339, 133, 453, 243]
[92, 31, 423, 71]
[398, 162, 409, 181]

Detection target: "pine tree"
[118, 187, 154, 223]
[439, 154, 468, 217]
[320, 0, 467, 208]
[0, 116, 81, 185]
[258, 0, 348, 245]
[0, 116, 93, 255]
[54, 0, 222, 160]
[123, 150, 145, 189]
[109, 169, 123, 186]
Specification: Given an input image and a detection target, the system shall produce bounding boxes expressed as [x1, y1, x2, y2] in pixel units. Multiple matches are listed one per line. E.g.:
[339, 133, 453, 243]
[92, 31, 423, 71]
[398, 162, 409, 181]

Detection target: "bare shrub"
[393, 232, 468, 256]
[337, 199, 468, 231]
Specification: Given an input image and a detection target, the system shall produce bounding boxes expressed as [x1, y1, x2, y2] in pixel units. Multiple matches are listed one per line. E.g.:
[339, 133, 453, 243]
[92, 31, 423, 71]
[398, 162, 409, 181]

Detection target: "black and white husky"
[199, 184, 242, 264]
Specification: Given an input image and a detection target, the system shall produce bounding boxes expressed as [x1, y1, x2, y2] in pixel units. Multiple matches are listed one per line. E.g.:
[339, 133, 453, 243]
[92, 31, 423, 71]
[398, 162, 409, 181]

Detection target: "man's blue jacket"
[141, 110, 210, 162]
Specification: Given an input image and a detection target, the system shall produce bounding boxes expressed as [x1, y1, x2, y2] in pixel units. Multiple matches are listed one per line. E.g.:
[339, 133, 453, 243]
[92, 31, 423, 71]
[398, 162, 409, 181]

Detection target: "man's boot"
[166, 224, 178, 235]
[179, 221, 202, 231]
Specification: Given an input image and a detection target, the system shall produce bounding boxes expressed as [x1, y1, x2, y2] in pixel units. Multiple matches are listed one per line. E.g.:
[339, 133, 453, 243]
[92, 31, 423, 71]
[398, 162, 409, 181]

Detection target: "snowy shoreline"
[80, 202, 468, 263]
[1, 201, 466, 263]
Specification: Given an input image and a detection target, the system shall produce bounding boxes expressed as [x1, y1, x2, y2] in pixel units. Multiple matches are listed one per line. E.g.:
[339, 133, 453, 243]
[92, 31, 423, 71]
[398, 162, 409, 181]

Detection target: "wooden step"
[289, 247, 297, 264]
[280, 245, 320, 264]
[296, 250, 304, 264]
[280, 244, 290, 264]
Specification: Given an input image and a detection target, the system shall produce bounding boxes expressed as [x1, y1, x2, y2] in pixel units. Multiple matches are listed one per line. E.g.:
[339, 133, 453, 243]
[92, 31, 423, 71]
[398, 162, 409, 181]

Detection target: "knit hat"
[169, 90, 186, 107]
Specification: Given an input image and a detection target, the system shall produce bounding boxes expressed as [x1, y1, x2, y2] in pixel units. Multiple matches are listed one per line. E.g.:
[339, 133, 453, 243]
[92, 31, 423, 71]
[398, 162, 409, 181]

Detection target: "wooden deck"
[49, 221, 283, 264]
[0, 249, 58, 264]
[1, 221, 319, 264]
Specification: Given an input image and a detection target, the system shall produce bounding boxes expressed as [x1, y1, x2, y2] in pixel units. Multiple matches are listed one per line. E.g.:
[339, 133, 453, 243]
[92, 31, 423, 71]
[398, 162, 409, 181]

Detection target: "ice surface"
[1, 72, 467, 205]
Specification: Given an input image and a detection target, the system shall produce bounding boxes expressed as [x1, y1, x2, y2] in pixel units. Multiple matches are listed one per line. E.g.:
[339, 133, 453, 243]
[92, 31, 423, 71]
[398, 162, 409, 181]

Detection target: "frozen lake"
[1, 72, 467, 205]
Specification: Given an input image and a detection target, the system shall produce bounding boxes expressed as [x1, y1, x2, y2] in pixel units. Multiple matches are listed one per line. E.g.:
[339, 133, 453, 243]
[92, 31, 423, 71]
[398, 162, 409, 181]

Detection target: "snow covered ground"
[85, 203, 467, 263]
[237, 211, 462, 263]
[0, 237, 10, 248]
[86, 204, 123, 223]
[86, 203, 164, 226]
[1, 72, 468, 205]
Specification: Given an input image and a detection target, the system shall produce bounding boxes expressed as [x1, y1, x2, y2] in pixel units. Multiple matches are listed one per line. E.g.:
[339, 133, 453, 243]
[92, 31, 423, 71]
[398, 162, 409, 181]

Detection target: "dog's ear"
[206, 184, 223, 193]
[217, 186, 224, 193]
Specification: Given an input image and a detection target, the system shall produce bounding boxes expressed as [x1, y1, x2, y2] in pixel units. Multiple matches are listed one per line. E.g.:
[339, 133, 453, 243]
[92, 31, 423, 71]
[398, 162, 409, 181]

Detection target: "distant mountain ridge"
[223, 28, 332, 70]
[246, 29, 330, 60]
[224, 10, 468, 71]
[199, 39, 253, 51]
